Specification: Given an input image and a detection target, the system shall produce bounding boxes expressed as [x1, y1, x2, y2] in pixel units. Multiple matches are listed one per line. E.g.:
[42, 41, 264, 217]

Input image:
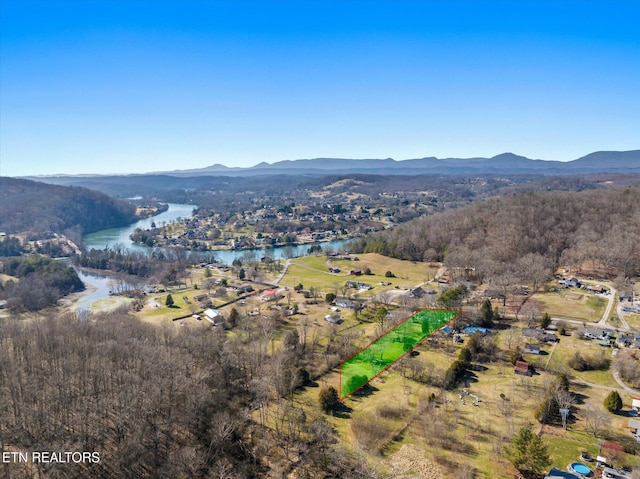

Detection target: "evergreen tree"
[165, 294, 174, 307]
[478, 299, 495, 327]
[604, 390, 623, 413]
[505, 426, 551, 477]
[541, 312, 551, 329]
[227, 307, 239, 328]
[318, 386, 340, 414]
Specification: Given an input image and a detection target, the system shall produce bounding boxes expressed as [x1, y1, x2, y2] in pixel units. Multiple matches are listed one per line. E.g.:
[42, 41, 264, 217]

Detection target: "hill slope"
[0, 177, 137, 235]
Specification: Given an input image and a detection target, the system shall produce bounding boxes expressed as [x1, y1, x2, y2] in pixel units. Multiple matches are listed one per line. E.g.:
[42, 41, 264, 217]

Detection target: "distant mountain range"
[155, 150, 640, 177]
[21, 151, 640, 186]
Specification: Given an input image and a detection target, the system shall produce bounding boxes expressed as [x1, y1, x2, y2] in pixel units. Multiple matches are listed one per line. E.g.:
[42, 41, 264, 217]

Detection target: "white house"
[203, 308, 224, 326]
[632, 398, 640, 412]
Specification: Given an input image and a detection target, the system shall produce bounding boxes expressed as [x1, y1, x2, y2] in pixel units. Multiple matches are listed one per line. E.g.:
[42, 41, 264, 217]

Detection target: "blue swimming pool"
[569, 462, 592, 476]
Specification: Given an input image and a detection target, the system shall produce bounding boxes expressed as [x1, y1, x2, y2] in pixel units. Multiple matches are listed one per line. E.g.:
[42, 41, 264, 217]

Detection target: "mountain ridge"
[159, 150, 639, 176]
[21, 150, 640, 179]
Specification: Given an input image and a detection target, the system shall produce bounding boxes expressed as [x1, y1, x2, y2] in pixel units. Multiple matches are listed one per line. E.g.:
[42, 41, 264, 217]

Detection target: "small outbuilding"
[514, 360, 532, 376]
[632, 398, 640, 412]
[324, 314, 342, 324]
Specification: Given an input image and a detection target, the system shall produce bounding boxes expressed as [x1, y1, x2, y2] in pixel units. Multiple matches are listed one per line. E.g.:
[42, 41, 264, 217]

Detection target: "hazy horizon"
[2, 0, 639, 177]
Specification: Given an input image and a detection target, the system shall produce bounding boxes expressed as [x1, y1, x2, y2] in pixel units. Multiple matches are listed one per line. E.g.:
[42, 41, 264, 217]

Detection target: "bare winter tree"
[583, 402, 609, 437]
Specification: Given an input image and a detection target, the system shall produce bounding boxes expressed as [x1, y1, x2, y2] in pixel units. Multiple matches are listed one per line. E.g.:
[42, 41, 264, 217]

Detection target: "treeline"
[0, 177, 137, 236]
[0, 236, 24, 256]
[352, 186, 640, 281]
[0, 311, 376, 479]
[0, 255, 84, 311]
[76, 248, 163, 277]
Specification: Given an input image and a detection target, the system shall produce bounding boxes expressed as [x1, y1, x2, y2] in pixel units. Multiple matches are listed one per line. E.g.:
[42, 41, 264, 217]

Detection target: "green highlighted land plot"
[340, 309, 459, 398]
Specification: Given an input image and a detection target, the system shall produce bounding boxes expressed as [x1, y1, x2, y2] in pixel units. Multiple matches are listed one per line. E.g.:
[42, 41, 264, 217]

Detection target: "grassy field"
[534, 290, 607, 321]
[341, 310, 459, 397]
[286, 307, 640, 478]
[624, 313, 640, 330]
[542, 332, 618, 387]
[278, 253, 438, 295]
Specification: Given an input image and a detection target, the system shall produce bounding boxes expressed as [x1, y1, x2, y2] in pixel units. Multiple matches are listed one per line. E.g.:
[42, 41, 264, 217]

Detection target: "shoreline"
[129, 236, 357, 253]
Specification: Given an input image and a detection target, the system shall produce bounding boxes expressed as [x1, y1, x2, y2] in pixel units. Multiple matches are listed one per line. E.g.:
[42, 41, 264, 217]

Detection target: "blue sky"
[1, 0, 638, 176]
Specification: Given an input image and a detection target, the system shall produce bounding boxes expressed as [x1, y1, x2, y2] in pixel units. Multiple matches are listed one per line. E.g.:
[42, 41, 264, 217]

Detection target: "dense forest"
[0, 311, 377, 479]
[0, 256, 85, 311]
[352, 186, 640, 284]
[0, 177, 137, 237]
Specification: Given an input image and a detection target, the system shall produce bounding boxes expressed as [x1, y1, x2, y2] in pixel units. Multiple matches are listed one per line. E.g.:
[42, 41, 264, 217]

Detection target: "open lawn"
[623, 313, 640, 330]
[341, 310, 458, 397]
[534, 330, 618, 387]
[290, 333, 621, 478]
[278, 253, 437, 295]
[535, 290, 607, 322]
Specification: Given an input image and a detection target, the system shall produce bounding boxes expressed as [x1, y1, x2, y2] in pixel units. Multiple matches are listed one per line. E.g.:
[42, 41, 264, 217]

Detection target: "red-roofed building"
[514, 360, 532, 376]
[260, 288, 282, 301]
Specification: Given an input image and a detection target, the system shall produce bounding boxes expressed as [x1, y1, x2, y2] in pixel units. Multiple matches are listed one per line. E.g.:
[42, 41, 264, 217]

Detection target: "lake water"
[83, 203, 196, 254]
[77, 203, 352, 308]
[82, 203, 352, 263]
[73, 269, 114, 312]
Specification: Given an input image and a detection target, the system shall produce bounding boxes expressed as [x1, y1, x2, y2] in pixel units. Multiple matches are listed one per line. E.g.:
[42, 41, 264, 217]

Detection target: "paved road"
[596, 285, 615, 327]
[612, 369, 640, 396]
[273, 259, 291, 285]
[615, 302, 631, 331]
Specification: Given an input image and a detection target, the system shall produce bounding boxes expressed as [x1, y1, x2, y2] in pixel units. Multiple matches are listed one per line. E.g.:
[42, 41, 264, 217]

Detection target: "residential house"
[349, 269, 362, 276]
[524, 344, 541, 354]
[335, 299, 357, 309]
[585, 284, 608, 294]
[408, 287, 425, 298]
[236, 284, 254, 294]
[544, 468, 580, 479]
[522, 327, 545, 341]
[260, 288, 281, 301]
[328, 266, 341, 273]
[203, 309, 224, 326]
[483, 289, 503, 299]
[345, 281, 371, 290]
[617, 333, 634, 348]
[194, 294, 209, 303]
[578, 327, 615, 340]
[559, 277, 583, 288]
[602, 468, 627, 479]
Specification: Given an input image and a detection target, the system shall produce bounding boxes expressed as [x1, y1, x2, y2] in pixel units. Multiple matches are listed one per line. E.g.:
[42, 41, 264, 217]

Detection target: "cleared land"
[535, 290, 607, 321]
[340, 309, 458, 398]
[278, 253, 438, 294]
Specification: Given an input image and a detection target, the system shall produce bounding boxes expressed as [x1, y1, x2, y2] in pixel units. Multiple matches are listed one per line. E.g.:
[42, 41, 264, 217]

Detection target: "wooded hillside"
[0, 177, 136, 236]
[352, 186, 640, 282]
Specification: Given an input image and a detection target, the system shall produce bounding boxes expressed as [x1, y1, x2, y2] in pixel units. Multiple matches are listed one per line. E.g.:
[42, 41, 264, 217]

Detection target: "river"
[83, 203, 196, 254]
[82, 203, 352, 263]
[77, 203, 352, 308]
